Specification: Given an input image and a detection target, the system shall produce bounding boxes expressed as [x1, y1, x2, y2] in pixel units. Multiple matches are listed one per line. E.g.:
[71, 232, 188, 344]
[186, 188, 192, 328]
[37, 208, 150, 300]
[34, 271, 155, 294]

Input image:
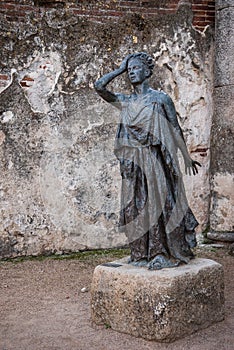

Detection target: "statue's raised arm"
[94, 55, 132, 110]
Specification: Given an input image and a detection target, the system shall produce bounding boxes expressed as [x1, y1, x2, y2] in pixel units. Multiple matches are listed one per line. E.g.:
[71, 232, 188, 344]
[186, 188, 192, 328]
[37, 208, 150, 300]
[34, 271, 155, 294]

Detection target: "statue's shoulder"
[115, 93, 131, 106]
[149, 89, 170, 104]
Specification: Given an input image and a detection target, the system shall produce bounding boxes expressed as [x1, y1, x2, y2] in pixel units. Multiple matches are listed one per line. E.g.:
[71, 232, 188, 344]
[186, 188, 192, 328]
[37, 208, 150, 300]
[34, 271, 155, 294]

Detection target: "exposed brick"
[193, 11, 207, 16]
[72, 9, 104, 17]
[0, 0, 216, 30]
[18, 5, 36, 11]
[6, 10, 26, 17]
[141, 0, 167, 7]
[205, 15, 215, 21]
[193, 0, 211, 3]
[193, 16, 206, 22]
[20, 81, 30, 87]
[156, 8, 176, 13]
[112, 6, 173, 14]
[1, 3, 16, 10]
[193, 20, 208, 27]
[192, 5, 208, 10]
[0, 74, 10, 81]
[21, 76, 34, 82]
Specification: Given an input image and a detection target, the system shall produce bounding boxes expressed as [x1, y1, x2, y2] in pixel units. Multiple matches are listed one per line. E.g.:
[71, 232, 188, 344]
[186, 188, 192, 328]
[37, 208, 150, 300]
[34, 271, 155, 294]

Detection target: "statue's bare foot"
[148, 255, 180, 270]
[128, 258, 148, 267]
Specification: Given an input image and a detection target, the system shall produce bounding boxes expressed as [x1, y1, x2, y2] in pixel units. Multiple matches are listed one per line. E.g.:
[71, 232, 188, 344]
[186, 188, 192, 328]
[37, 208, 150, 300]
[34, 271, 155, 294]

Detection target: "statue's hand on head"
[184, 158, 201, 176]
[118, 54, 133, 73]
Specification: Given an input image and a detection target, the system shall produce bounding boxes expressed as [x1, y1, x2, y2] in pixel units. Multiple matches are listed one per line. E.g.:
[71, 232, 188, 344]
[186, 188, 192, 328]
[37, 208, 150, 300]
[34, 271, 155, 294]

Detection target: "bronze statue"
[94, 52, 201, 270]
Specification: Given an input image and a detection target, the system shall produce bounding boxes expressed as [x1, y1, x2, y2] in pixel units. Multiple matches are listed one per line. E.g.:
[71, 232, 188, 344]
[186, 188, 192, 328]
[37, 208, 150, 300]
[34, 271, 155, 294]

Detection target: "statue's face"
[127, 58, 149, 84]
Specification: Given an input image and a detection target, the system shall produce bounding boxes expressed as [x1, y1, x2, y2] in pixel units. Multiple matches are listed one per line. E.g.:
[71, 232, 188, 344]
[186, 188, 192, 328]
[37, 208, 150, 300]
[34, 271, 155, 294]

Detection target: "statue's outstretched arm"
[163, 94, 201, 175]
[94, 55, 131, 109]
[162, 94, 185, 140]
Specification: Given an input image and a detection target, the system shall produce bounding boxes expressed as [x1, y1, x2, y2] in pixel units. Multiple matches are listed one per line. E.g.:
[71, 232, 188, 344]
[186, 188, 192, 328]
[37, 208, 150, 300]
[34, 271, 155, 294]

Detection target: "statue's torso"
[115, 89, 169, 149]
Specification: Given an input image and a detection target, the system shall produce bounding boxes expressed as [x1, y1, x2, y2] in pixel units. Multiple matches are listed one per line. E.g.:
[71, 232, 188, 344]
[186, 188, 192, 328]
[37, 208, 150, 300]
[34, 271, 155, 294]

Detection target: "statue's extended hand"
[185, 158, 201, 176]
[119, 54, 133, 73]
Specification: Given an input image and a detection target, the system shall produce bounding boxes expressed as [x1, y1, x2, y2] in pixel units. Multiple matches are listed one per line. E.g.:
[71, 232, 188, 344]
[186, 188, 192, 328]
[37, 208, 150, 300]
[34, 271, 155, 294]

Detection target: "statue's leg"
[185, 231, 197, 248]
[128, 233, 148, 267]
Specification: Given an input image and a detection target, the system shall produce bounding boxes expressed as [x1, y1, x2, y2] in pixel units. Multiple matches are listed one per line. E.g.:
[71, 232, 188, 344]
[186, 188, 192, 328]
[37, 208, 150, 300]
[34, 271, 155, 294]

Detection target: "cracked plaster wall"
[0, 5, 214, 257]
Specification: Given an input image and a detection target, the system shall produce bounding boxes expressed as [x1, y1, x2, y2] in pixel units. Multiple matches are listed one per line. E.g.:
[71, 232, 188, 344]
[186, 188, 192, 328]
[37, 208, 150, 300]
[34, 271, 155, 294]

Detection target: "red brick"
[193, 15, 207, 20]
[116, 6, 163, 13]
[192, 5, 207, 10]
[72, 9, 114, 17]
[193, 13, 207, 19]
[192, 7, 208, 12]
[21, 76, 34, 82]
[167, 3, 178, 9]
[194, 26, 206, 30]
[0, 0, 215, 25]
[194, 15, 207, 20]
[1, 3, 16, 10]
[72, 9, 96, 16]
[141, 0, 164, 5]
[6, 10, 26, 17]
[20, 81, 29, 87]
[205, 15, 215, 21]
[101, 9, 126, 16]
[193, 0, 212, 3]
[18, 5, 35, 11]
[120, 1, 158, 8]
[193, 19, 207, 25]
[0, 74, 9, 80]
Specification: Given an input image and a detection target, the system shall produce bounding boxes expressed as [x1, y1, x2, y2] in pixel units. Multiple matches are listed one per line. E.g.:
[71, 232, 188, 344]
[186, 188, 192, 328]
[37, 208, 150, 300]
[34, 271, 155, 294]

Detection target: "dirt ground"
[0, 247, 233, 350]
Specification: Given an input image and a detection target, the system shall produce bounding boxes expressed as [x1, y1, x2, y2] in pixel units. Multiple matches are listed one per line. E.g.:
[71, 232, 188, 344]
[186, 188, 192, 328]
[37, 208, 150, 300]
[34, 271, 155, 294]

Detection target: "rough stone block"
[215, 7, 234, 86]
[91, 258, 224, 342]
[210, 173, 234, 231]
[216, 0, 234, 11]
[207, 231, 234, 242]
[214, 86, 234, 127]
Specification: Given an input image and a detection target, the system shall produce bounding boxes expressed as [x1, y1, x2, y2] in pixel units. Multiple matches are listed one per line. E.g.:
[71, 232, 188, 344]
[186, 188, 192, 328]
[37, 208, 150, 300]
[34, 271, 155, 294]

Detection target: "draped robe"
[114, 88, 198, 263]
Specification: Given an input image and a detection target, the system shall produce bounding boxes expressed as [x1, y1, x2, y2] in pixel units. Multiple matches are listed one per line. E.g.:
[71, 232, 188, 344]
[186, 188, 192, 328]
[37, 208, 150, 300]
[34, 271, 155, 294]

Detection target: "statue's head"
[127, 52, 154, 84]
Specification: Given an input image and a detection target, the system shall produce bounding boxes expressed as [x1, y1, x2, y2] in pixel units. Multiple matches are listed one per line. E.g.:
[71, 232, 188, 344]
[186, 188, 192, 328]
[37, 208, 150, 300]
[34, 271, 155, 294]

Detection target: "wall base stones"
[207, 232, 234, 243]
[91, 258, 225, 342]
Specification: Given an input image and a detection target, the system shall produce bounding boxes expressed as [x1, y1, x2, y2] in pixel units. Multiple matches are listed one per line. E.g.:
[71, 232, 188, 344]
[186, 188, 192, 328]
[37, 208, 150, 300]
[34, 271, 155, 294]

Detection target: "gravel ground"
[0, 247, 233, 350]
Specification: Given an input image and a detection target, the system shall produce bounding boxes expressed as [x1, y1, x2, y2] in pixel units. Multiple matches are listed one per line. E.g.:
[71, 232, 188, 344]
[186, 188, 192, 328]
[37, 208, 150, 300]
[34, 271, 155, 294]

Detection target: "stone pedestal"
[91, 258, 224, 342]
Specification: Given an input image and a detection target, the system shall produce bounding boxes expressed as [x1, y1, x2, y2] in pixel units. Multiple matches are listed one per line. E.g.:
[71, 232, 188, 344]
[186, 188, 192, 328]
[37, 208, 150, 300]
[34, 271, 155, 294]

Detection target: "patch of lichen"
[1, 248, 130, 263]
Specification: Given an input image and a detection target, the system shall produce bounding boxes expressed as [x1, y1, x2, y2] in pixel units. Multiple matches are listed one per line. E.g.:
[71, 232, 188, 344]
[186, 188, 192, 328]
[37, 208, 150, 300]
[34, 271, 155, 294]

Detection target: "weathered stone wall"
[209, 0, 234, 240]
[0, 2, 214, 257]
